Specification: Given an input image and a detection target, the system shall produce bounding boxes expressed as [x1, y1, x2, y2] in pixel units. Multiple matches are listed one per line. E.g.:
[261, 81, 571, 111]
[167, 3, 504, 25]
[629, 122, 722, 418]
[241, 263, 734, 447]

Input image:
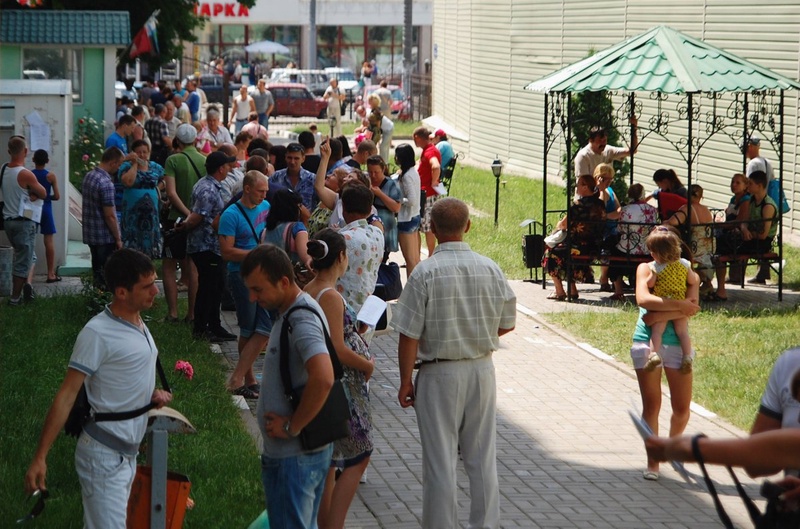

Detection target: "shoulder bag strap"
[93, 356, 171, 422]
[234, 201, 260, 244]
[0, 163, 7, 200]
[283, 222, 296, 255]
[181, 151, 203, 180]
[279, 305, 345, 402]
[692, 434, 736, 529]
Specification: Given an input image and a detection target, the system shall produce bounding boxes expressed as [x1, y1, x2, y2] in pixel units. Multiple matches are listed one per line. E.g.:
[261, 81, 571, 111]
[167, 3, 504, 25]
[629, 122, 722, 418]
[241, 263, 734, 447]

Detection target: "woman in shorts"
[394, 144, 421, 274]
[632, 255, 700, 481]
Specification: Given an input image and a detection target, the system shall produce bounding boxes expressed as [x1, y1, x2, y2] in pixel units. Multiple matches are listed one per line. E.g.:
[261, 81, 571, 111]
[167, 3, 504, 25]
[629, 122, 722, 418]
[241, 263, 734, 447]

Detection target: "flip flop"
[247, 383, 261, 393]
[46, 276, 62, 283]
[231, 385, 259, 400]
[547, 292, 567, 301]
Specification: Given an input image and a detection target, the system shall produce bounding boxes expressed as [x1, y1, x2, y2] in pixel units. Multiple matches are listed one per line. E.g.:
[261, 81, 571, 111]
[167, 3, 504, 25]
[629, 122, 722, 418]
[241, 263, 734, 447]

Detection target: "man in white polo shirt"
[25, 249, 172, 529]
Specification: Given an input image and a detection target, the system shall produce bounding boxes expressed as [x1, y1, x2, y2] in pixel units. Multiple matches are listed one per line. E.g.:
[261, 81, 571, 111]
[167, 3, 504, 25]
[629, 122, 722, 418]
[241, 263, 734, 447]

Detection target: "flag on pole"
[130, 11, 160, 59]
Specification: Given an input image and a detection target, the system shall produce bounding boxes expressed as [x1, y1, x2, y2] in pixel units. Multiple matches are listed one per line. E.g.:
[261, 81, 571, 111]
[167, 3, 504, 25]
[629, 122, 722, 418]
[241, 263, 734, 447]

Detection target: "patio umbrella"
[244, 40, 290, 55]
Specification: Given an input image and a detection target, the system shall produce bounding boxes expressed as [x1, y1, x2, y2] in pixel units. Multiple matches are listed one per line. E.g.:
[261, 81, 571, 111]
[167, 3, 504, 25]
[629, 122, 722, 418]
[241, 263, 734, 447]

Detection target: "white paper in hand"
[433, 183, 448, 196]
[356, 295, 387, 328]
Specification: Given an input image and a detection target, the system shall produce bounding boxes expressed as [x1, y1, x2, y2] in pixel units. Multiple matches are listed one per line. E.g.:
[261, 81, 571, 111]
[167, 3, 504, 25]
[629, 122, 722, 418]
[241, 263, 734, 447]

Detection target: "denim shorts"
[261, 445, 332, 529]
[631, 342, 695, 370]
[4, 218, 37, 277]
[397, 215, 421, 234]
[75, 433, 137, 529]
[229, 268, 273, 338]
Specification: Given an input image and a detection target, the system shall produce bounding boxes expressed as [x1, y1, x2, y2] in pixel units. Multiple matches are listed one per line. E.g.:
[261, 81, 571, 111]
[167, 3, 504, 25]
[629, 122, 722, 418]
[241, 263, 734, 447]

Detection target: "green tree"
[569, 89, 630, 200]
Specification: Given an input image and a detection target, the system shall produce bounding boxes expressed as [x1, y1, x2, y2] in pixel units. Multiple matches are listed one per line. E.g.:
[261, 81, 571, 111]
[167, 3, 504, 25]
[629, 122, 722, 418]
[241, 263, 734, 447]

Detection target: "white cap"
[176, 123, 197, 145]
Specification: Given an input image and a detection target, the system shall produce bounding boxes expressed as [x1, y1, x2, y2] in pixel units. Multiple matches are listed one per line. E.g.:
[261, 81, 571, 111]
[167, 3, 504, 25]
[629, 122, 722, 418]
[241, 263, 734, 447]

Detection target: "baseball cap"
[429, 129, 447, 139]
[205, 151, 237, 173]
[176, 123, 197, 145]
[739, 133, 761, 154]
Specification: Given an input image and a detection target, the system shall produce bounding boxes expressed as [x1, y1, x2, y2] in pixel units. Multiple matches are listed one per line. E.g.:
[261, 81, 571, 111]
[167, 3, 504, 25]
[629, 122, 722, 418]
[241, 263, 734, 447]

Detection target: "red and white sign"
[194, 1, 302, 25]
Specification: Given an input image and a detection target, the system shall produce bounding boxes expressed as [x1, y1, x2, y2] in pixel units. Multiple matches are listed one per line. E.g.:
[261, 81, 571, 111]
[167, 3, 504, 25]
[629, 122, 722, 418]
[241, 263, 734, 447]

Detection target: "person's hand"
[264, 412, 290, 439]
[398, 380, 415, 408]
[151, 389, 173, 409]
[775, 476, 800, 503]
[645, 435, 693, 462]
[679, 298, 700, 317]
[115, 238, 123, 250]
[364, 356, 376, 382]
[319, 138, 331, 158]
[24, 459, 47, 496]
[741, 227, 752, 241]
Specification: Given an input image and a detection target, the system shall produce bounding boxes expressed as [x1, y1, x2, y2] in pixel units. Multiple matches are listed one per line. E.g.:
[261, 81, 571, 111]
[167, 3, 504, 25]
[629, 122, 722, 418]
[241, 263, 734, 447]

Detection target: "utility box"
[0, 80, 71, 275]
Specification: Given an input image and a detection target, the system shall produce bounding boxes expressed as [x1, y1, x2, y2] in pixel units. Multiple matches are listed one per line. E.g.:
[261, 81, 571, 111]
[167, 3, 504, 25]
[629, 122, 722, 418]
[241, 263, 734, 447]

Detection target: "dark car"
[195, 74, 242, 105]
[267, 83, 328, 118]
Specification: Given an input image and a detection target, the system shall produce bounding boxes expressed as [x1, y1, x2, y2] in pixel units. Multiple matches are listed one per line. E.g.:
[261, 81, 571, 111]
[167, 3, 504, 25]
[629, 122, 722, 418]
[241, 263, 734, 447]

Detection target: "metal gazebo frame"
[525, 26, 800, 301]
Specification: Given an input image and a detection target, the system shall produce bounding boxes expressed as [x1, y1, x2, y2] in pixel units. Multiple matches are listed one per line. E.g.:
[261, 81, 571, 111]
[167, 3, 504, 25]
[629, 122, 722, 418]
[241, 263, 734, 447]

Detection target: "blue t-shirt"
[437, 140, 454, 169]
[105, 132, 128, 154]
[218, 199, 271, 272]
[632, 307, 680, 346]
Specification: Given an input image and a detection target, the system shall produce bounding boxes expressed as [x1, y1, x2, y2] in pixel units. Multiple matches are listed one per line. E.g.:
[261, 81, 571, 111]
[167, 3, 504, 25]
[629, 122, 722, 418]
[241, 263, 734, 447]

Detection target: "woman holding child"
[633, 226, 700, 481]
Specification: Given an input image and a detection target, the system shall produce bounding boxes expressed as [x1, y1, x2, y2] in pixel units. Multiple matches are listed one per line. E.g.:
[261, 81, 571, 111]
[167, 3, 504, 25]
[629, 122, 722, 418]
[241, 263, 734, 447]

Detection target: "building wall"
[431, 0, 800, 237]
[0, 45, 109, 131]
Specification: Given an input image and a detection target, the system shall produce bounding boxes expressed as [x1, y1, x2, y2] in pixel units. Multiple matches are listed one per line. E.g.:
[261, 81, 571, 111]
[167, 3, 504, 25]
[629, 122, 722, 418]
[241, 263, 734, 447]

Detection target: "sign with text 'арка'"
[194, 1, 303, 25]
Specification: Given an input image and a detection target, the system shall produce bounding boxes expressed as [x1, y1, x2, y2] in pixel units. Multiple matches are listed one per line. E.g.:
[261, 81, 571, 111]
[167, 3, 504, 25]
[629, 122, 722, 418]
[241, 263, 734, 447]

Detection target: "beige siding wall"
[431, 0, 800, 237]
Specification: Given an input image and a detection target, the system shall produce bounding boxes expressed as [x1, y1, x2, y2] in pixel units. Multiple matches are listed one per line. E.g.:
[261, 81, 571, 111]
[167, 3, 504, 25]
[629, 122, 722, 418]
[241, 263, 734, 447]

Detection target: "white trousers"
[75, 433, 137, 529]
[415, 355, 499, 529]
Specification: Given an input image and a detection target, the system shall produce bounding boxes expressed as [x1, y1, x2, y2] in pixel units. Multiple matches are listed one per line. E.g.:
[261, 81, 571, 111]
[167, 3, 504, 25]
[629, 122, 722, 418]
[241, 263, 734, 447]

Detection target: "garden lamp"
[491, 156, 503, 226]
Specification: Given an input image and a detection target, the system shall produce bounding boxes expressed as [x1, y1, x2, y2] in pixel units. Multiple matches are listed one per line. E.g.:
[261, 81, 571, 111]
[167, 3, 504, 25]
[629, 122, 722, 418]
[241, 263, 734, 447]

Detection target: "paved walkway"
[211, 276, 790, 529]
[26, 270, 790, 528]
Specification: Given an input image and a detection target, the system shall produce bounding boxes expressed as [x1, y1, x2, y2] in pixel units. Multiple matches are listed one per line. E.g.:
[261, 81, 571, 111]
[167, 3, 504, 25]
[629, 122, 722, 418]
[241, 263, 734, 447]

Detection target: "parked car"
[266, 83, 328, 118]
[194, 74, 242, 105]
[268, 69, 329, 96]
[114, 81, 137, 102]
[358, 84, 411, 120]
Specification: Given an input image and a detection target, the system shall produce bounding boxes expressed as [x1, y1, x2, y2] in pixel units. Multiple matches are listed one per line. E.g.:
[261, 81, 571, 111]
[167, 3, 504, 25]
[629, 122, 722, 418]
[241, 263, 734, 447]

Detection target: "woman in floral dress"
[117, 139, 164, 258]
[304, 228, 374, 529]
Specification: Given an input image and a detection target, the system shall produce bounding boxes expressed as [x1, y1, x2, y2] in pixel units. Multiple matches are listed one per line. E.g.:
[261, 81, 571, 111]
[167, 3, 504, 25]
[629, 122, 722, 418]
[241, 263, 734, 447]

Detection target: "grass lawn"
[451, 163, 800, 432]
[0, 294, 264, 527]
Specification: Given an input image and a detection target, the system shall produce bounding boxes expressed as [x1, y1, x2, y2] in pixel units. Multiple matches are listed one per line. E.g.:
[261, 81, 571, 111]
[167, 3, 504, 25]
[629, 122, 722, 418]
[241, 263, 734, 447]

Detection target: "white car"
[324, 67, 359, 97]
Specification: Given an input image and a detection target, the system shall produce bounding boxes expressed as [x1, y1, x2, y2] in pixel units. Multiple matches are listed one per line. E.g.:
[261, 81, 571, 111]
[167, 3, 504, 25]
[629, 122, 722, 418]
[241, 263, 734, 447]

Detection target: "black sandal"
[231, 385, 259, 399]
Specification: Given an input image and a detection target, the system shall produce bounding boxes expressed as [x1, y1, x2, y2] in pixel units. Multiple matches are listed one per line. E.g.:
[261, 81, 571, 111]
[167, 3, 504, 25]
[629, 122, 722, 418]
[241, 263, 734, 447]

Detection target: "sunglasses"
[17, 489, 49, 524]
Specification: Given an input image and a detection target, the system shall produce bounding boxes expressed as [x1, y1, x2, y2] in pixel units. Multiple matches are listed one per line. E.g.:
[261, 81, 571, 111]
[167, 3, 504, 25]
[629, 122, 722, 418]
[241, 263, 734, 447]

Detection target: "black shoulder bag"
[692, 434, 800, 529]
[0, 163, 8, 231]
[279, 305, 351, 451]
[64, 356, 171, 438]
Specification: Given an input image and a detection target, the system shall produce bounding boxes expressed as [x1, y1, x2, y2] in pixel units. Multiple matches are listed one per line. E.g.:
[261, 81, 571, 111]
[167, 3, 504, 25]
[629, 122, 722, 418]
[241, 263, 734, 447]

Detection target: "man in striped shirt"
[392, 197, 516, 529]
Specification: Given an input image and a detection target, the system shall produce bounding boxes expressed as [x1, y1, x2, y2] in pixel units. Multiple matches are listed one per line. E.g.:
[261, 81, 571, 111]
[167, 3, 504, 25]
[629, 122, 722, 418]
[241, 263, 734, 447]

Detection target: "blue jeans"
[229, 267, 273, 338]
[258, 112, 270, 129]
[261, 444, 332, 529]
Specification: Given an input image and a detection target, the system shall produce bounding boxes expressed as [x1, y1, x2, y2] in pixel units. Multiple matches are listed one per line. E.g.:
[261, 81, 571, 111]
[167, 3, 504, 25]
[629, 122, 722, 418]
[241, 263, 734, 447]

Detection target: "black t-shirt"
[302, 155, 321, 174]
[345, 159, 361, 170]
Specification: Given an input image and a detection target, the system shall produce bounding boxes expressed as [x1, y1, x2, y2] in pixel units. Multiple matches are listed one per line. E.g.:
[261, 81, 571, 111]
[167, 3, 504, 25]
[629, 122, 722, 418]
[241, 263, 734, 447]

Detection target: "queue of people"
[12, 113, 448, 528]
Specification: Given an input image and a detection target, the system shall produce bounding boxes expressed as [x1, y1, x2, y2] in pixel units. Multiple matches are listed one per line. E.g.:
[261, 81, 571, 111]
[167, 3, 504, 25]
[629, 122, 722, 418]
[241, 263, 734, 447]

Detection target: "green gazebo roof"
[0, 10, 130, 46]
[524, 25, 800, 94]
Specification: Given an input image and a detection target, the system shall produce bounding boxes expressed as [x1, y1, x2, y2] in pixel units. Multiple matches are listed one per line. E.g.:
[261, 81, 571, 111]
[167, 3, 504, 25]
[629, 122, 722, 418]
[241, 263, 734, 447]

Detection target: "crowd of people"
[5, 101, 798, 528]
[545, 127, 782, 303]
[6, 87, 468, 526]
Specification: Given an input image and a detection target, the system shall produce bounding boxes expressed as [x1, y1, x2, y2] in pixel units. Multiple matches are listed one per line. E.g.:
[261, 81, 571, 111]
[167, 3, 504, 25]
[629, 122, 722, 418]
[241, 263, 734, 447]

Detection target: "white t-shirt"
[747, 156, 774, 182]
[233, 95, 252, 121]
[573, 143, 627, 178]
[760, 347, 800, 430]
[69, 308, 158, 446]
[324, 86, 342, 111]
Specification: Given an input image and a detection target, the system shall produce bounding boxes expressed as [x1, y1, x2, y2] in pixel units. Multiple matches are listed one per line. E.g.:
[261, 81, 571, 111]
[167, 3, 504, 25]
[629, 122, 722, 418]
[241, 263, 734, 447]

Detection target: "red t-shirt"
[418, 143, 442, 195]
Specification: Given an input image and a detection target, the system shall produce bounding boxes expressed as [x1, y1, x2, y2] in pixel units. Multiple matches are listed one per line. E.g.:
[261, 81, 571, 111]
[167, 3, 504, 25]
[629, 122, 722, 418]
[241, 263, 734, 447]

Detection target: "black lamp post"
[491, 156, 503, 227]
